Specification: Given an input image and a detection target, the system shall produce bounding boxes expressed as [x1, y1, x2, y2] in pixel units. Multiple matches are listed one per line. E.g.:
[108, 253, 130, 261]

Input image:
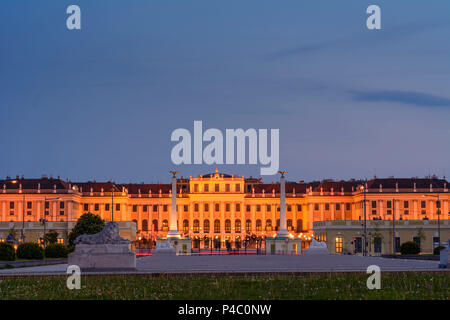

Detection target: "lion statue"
[74, 222, 130, 245]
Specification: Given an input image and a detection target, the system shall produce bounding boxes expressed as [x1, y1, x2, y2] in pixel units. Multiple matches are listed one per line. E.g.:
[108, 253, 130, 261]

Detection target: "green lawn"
[0, 272, 448, 300]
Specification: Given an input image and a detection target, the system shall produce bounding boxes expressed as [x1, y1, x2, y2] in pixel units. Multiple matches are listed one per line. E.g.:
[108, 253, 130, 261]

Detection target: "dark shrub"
[16, 243, 44, 260]
[45, 243, 69, 258]
[400, 241, 420, 255]
[433, 246, 445, 255]
[0, 243, 15, 261]
[68, 213, 105, 246]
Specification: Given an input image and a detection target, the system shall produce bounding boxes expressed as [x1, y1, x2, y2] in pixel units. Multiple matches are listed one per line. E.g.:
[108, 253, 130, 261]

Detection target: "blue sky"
[1, 0, 450, 183]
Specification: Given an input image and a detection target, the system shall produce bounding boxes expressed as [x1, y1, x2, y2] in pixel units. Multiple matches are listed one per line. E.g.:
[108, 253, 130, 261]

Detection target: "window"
[215, 203, 220, 212]
[314, 204, 319, 211]
[153, 205, 158, 212]
[83, 204, 89, 211]
[152, 219, 158, 231]
[59, 202, 64, 209]
[421, 201, 426, 209]
[245, 220, 252, 233]
[256, 219, 262, 231]
[59, 211, 64, 216]
[235, 184, 240, 192]
[10, 202, 14, 209]
[404, 210, 409, 215]
[162, 220, 168, 231]
[95, 204, 100, 211]
[132, 205, 137, 212]
[335, 237, 343, 253]
[142, 219, 148, 231]
[387, 201, 392, 208]
[235, 203, 240, 212]
[346, 203, 351, 211]
[372, 201, 377, 208]
[371, 210, 377, 215]
[214, 219, 220, 233]
[246, 205, 251, 212]
[265, 219, 272, 231]
[204, 219, 210, 233]
[287, 219, 292, 230]
[235, 220, 241, 233]
[204, 203, 209, 212]
[183, 220, 189, 232]
[436, 200, 441, 209]
[225, 203, 230, 212]
[287, 205, 291, 212]
[215, 184, 219, 192]
[395, 237, 401, 253]
[163, 205, 167, 212]
[374, 237, 382, 253]
[297, 204, 302, 211]
[433, 236, 440, 247]
[27, 202, 32, 209]
[404, 201, 409, 208]
[387, 210, 392, 215]
[27, 211, 32, 216]
[105, 204, 110, 211]
[267, 204, 271, 211]
[204, 184, 209, 192]
[276, 219, 280, 231]
[296, 219, 303, 232]
[256, 205, 261, 212]
[354, 237, 362, 253]
[325, 203, 330, 211]
[225, 184, 230, 192]
[413, 237, 421, 251]
[45, 201, 49, 209]
[225, 219, 231, 233]
[116, 204, 120, 211]
[194, 184, 198, 192]
[143, 205, 148, 212]
[193, 219, 199, 233]
[335, 203, 340, 211]
[194, 203, 199, 212]
[44, 211, 49, 216]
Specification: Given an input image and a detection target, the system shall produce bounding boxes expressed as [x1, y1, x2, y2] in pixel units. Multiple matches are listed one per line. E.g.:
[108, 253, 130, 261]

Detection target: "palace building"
[0, 169, 449, 254]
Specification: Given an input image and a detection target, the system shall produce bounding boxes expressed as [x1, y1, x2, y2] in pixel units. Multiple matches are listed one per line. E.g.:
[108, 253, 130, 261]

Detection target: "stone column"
[276, 172, 289, 237]
[167, 173, 181, 238]
[1, 201, 5, 221]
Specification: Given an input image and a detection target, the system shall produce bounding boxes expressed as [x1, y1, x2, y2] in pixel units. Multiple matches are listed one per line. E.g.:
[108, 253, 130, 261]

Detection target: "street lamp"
[422, 194, 441, 247]
[360, 182, 367, 256]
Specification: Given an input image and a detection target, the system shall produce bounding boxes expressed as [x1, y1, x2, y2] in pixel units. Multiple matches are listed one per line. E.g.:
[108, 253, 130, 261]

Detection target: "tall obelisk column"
[167, 171, 181, 238]
[276, 170, 290, 238]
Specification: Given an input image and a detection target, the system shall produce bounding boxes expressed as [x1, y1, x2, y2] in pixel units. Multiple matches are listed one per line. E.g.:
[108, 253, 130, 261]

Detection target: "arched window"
[152, 219, 158, 231]
[162, 219, 168, 231]
[245, 219, 252, 233]
[193, 219, 200, 233]
[204, 219, 210, 233]
[183, 219, 189, 232]
[265, 219, 272, 231]
[235, 219, 241, 233]
[256, 219, 262, 231]
[142, 219, 148, 231]
[225, 219, 231, 233]
[296, 219, 303, 232]
[287, 219, 292, 231]
[214, 219, 220, 233]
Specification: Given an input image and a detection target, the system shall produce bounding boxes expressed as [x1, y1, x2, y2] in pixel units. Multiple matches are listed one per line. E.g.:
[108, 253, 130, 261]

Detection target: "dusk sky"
[1, 0, 450, 183]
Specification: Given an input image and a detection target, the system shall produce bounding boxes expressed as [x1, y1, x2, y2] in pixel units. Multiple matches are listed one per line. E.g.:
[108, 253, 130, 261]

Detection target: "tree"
[44, 230, 59, 245]
[68, 213, 105, 246]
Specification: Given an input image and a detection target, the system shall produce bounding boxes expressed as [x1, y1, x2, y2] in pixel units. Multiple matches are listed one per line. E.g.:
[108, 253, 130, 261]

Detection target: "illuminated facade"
[0, 170, 449, 250]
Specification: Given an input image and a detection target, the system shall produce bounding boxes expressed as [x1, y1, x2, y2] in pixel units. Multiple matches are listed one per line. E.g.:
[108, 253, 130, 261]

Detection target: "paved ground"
[0, 254, 444, 275]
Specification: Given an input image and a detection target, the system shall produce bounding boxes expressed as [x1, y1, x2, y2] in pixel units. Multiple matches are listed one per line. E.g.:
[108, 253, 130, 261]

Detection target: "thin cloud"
[268, 20, 450, 59]
[351, 90, 450, 108]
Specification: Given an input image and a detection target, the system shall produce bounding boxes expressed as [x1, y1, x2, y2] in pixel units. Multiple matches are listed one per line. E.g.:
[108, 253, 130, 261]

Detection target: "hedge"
[16, 243, 44, 260]
[400, 241, 420, 255]
[0, 243, 15, 261]
[44, 243, 69, 258]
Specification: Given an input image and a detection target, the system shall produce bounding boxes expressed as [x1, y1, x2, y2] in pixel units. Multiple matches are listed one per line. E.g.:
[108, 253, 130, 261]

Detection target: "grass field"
[0, 272, 448, 300]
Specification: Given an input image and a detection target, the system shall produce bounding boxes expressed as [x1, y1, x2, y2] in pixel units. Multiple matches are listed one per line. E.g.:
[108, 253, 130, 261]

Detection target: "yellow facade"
[0, 172, 449, 249]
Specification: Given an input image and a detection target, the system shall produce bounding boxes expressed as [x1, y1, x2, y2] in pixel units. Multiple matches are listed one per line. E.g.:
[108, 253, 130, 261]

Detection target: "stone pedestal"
[266, 237, 302, 255]
[154, 237, 192, 255]
[68, 243, 136, 271]
[439, 241, 449, 268]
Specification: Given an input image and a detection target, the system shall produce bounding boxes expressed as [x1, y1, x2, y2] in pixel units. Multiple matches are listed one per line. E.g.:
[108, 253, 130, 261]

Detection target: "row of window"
[313, 203, 352, 211]
[8, 201, 65, 209]
[370, 200, 441, 209]
[135, 218, 304, 233]
[334, 236, 442, 253]
[192, 183, 241, 193]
